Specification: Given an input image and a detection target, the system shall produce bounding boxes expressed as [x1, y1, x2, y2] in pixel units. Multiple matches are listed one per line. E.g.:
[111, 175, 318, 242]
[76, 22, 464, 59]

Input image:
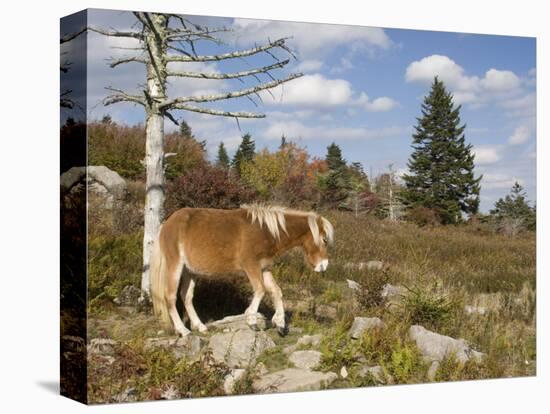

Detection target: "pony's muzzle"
[314, 259, 329, 273]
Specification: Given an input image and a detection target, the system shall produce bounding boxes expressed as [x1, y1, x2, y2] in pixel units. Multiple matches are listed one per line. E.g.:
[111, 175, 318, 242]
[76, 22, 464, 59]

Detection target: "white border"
[0, 0, 545, 413]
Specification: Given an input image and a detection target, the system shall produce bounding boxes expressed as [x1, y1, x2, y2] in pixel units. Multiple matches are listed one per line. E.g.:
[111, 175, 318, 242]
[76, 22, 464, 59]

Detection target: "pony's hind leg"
[243, 265, 265, 330]
[165, 254, 190, 337]
[263, 271, 287, 336]
[179, 274, 207, 333]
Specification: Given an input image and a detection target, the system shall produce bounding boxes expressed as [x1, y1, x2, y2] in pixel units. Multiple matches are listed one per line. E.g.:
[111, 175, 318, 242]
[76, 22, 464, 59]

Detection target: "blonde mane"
[241, 203, 334, 245]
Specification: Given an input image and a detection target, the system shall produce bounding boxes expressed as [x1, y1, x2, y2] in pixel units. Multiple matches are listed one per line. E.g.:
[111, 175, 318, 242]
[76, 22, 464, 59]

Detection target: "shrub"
[355, 269, 390, 311]
[400, 286, 458, 330]
[406, 206, 441, 226]
[165, 165, 256, 215]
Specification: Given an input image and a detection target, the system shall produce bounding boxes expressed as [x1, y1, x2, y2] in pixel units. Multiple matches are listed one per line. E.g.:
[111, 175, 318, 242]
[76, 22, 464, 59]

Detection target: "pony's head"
[302, 215, 334, 273]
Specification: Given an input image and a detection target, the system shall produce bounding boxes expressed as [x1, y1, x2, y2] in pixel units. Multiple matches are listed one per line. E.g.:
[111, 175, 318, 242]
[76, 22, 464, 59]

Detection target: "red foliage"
[166, 165, 256, 215]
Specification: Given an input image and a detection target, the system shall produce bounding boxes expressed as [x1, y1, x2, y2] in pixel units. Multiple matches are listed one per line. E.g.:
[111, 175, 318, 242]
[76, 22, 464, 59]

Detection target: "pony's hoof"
[277, 326, 289, 337]
[249, 323, 260, 332]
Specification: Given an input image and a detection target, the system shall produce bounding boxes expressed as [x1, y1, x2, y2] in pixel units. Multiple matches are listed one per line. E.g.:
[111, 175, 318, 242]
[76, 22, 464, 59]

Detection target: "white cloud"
[509, 125, 531, 145]
[295, 59, 324, 73]
[231, 18, 391, 58]
[263, 74, 353, 106]
[355, 93, 398, 112]
[500, 93, 536, 118]
[473, 146, 501, 165]
[262, 120, 406, 141]
[480, 69, 520, 92]
[405, 55, 524, 107]
[482, 173, 523, 190]
[330, 57, 354, 74]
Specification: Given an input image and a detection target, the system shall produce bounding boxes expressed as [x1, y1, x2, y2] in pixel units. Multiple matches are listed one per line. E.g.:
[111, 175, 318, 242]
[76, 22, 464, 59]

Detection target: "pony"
[149, 203, 334, 337]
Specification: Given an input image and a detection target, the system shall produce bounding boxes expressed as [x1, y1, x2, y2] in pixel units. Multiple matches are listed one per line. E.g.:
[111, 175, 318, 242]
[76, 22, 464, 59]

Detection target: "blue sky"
[72, 9, 537, 212]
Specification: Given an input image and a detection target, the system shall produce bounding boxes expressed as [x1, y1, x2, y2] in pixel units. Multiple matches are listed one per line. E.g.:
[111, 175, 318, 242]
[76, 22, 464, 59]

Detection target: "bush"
[166, 165, 256, 215]
[406, 206, 441, 226]
[355, 269, 390, 311]
[400, 286, 458, 331]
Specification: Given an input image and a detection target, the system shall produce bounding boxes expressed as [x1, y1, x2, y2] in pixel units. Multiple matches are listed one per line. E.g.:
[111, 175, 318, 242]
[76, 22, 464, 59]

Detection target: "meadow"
[85, 205, 536, 402]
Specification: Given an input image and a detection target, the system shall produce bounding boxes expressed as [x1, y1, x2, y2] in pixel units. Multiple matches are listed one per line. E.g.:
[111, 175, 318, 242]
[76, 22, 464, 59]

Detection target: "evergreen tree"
[232, 133, 256, 175]
[490, 182, 536, 231]
[402, 77, 481, 224]
[279, 134, 288, 150]
[216, 142, 230, 169]
[322, 142, 351, 206]
[179, 119, 193, 138]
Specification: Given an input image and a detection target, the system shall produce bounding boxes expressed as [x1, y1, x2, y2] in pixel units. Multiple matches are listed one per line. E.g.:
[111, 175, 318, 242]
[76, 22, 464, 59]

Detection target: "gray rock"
[224, 368, 247, 395]
[283, 344, 298, 355]
[289, 350, 322, 370]
[349, 317, 386, 339]
[464, 305, 487, 316]
[381, 283, 408, 306]
[208, 329, 275, 368]
[340, 366, 349, 378]
[296, 334, 323, 348]
[346, 279, 361, 291]
[427, 361, 440, 381]
[255, 362, 269, 376]
[61, 335, 85, 353]
[88, 338, 118, 355]
[113, 285, 141, 306]
[145, 335, 205, 361]
[357, 365, 386, 384]
[345, 261, 384, 271]
[61, 165, 127, 209]
[253, 368, 338, 393]
[207, 313, 268, 332]
[409, 325, 485, 363]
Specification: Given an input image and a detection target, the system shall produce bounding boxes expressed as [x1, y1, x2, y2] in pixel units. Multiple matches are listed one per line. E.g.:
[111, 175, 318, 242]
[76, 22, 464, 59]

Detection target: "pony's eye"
[322, 237, 328, 244]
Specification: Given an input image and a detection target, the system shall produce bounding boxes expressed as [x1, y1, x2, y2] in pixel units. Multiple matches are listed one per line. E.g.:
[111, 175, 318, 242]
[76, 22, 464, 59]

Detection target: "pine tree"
[216, 142, 230, 169]
[179, 119, 193, 138]
[490, 182, 536, 232]
[232, 133, 256, 175]
[322, 142, 351, 206]
[402, 77, 481, 224]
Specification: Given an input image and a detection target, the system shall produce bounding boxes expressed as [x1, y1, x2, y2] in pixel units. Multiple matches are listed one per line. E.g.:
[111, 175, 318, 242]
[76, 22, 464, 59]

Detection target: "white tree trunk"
[141, 14, 167, 298]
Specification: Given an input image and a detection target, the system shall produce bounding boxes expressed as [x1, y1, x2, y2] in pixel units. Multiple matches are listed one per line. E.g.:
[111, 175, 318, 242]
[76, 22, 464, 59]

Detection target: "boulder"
[349, 317, 386, 339]
[145, 335, 205, 361]
[381, 284, 408, 306]
[345, 261, 384, 271]
[207, 313, 268, 332]
[356, 365, 386, 384]
[346, 279, 361, 291]
[208, 329, 275, 368]
[296, 334, 323, 348]
[113, 285, 141, 307]
[427, 361, 440, 381]
[253, 368, 338, 393]
[289, 350, 322, 370]
[224, 368, 247, 395]
[60, 165, 127, 208]
[88, 338, 118, 355]
[408, 325, 485, 363]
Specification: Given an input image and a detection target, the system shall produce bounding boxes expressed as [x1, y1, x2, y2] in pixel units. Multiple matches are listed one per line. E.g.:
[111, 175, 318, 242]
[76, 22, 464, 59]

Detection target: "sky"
[63, 8, 536, 212]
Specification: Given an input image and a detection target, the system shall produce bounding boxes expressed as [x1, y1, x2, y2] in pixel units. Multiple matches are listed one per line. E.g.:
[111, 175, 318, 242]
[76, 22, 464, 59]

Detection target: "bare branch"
[166, 38, 291, 62]
[164, 111, 179, 125]
[108, 56, 148, 68]
[60, 27, 86, 44]
[166, 59, 290, 80]
[88, 26, 143, 39]
[103, 87, 146, 106]
[170, 104, 266, 118]
[161, 72, 303, 108]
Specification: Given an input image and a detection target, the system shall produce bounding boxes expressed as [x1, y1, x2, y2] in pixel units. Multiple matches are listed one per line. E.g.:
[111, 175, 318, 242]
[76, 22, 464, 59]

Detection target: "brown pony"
[150, 204, 334, 336]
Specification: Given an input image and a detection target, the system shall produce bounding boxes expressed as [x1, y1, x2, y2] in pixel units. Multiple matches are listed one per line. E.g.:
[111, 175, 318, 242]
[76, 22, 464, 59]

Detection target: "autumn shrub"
[166, 165, 256, 215]
[88, 121, 206, 180]
[406, 206, 441, 226]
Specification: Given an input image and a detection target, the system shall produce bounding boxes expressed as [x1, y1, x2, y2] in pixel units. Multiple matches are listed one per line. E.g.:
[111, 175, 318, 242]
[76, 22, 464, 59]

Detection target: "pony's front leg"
[243, 266, 265, 330]
[263, 271, 288, 336]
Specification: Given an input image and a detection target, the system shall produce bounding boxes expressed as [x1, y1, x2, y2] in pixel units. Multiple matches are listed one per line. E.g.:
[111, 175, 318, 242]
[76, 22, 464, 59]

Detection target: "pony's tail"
[150, 226, 172, 331]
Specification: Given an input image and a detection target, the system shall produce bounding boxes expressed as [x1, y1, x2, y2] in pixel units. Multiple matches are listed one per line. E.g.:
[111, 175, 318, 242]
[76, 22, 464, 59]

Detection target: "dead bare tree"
[90, 12, 303, 299]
